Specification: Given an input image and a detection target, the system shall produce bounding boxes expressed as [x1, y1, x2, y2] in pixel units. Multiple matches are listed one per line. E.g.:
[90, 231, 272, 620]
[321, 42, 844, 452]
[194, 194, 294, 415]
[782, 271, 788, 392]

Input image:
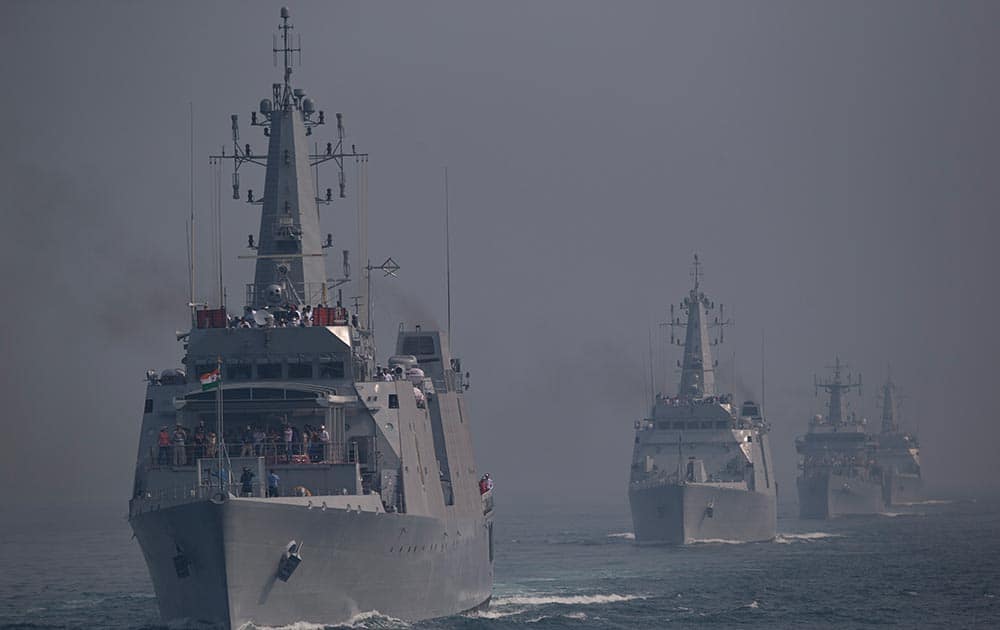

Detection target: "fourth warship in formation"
[628, 257, 777, 544]
[796, 359, 884, 518]
[876, 375, 923, 505]
[127, 10, 493, 627]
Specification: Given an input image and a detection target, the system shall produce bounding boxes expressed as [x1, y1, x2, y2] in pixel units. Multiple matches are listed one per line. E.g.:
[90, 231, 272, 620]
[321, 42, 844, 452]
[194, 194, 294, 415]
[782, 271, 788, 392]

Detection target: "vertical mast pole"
[189, 102, 196, 325]
[445, 167, 451, 342]
[217, 159, 224, 308]
[648, 326, 655, 406]
[760, 329, 766, 417]
[216, 356, 224, 492]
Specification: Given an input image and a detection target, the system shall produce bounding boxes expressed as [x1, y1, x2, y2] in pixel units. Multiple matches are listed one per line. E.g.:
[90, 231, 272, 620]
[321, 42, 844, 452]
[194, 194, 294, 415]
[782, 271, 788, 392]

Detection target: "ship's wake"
[774, 532, 841, 544]
[248, 611, 411, 630]
[466, 592, 644, 620]
[606, 531, 636, 540]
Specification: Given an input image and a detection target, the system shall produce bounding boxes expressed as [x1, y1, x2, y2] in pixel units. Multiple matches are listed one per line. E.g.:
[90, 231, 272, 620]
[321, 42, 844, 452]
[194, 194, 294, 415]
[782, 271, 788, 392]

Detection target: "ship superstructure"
[876, 375, 923, 505]
[796, 358, 884, 518]
[628, 256, 776, 544]
[127, 10, 493, 628]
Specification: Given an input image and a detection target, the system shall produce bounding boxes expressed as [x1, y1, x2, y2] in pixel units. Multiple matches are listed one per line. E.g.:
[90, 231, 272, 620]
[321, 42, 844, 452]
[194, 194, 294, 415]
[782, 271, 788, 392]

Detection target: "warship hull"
[883, 471, 924, 506]
[797, 472, 884, 519]
[131, 498, 493, 628]
[628, 482, 776, 544]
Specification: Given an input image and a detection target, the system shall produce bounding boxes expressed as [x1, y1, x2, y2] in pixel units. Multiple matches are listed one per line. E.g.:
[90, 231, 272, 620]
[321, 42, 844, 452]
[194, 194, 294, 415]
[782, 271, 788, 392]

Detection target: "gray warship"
[127, 10, 494, 628]
[628, 256, 777, 544]
[876, 375, 923, 505]
[796, 359, 884, 518]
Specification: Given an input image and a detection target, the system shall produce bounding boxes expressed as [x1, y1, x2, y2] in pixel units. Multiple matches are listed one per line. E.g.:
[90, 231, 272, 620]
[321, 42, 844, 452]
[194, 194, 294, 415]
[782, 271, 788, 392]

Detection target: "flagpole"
[216, 356, 224, 493]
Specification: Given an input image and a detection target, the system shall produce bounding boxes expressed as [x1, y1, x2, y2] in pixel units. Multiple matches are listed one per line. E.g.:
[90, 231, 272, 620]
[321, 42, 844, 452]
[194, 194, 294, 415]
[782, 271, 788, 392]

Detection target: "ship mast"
[880, 372, 899, 434]
[210, 7, 368, 311]
[814, 357, 862, 426]
[667, 255, 731, 399]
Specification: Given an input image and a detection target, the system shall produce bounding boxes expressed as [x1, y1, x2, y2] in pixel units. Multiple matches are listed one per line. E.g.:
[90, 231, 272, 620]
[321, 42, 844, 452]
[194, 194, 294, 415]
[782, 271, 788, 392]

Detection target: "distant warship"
[796, 359, 884, 518]
[628, 256, 777, 544]
[876, 375, 923, 505]
[127, 10, 493, 628]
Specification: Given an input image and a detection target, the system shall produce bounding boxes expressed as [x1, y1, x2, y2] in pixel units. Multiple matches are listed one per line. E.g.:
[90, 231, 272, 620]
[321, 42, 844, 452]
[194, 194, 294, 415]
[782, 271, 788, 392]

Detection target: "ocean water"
[2, 498, 998, 629]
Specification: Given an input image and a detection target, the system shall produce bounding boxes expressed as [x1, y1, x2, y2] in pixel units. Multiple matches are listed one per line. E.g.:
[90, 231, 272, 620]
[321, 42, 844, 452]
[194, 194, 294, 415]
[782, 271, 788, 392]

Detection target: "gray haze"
[3, 1, 999, 510]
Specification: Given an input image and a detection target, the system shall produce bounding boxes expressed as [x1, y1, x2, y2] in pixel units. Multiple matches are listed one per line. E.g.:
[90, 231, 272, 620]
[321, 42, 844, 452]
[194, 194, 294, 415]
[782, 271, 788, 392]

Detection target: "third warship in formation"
[796, 359, 884, 518]
[127, 10, 493, 627]
[876, 375, 923, 505]
[628, 256, 777, 544]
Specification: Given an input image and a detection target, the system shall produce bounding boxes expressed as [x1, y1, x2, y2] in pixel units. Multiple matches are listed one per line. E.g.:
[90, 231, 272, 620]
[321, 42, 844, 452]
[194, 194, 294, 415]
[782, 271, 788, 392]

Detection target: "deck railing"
[146, 440, 357, 469]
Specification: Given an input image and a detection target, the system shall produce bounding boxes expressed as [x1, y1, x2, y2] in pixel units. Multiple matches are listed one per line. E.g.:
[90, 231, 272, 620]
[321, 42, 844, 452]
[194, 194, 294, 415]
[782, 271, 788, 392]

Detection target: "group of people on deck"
[157, 419, 334, 467]
[230, 303, 359, 329]
[238, 422, 332, 463]
[157, 421, 218, 467]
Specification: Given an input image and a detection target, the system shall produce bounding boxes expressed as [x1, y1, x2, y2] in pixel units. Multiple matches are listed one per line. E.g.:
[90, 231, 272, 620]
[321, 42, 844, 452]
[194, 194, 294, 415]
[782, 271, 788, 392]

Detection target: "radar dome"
[259, 99, 272, 114]
[281, 7, 290, 19]
[265, 284, 284, 305]
[302, 98, 315, 114]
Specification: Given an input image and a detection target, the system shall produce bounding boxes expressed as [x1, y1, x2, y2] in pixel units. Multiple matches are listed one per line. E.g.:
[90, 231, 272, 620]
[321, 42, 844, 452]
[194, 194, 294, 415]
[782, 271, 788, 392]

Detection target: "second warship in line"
[876, 375, 923, 505]
[128, 10, 493, 628]
[628, 256, 777, 544]
[796, 359, 884, 518]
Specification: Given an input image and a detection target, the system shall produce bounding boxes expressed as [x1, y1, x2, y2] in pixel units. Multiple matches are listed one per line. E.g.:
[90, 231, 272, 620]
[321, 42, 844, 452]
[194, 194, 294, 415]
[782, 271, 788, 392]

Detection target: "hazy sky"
[3, 0, 999, 509]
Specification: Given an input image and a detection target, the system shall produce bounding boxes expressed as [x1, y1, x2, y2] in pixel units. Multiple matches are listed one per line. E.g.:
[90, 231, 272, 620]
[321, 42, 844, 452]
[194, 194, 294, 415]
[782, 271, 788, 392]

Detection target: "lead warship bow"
[628, 256, 777, 544]
[128, 10, 493, 628]
[876, 374, 923, 505]
[796, 359, 884, 518]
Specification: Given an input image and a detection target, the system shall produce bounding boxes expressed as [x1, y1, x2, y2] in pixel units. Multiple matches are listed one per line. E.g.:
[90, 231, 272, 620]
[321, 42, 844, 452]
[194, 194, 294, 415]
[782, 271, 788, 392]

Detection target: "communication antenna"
[760, 329, 766, 417]
[216, 147, 224, 307]
[648, 326, 655, 405]
[364, 257, 401, 334]
[188, 102, 196, 325]
[445, 167, 452, 343]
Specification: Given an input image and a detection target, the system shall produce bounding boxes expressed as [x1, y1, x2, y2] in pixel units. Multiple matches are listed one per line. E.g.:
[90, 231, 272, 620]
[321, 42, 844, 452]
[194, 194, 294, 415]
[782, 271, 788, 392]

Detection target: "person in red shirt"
[157, 427, 170, 466]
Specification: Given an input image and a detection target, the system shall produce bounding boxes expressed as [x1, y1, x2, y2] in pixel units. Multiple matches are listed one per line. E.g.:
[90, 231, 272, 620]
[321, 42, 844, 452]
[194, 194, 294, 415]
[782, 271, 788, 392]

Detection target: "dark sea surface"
[2, 497, 999, 629]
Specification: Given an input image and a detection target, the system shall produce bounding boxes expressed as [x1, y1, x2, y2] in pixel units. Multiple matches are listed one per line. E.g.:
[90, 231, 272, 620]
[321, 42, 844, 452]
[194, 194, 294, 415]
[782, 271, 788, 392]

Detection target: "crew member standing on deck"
[267, 469, 280, 497]
[240, 467, 255, 497]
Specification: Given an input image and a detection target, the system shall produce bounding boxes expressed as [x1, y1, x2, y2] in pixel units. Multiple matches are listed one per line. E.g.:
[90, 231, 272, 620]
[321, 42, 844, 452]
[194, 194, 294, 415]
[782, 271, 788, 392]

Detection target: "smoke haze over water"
[3, 0, 1000, 509]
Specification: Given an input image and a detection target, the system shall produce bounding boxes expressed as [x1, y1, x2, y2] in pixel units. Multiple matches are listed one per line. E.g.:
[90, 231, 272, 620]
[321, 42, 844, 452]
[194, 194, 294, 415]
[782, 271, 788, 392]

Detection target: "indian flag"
[200, 368, 222, 391]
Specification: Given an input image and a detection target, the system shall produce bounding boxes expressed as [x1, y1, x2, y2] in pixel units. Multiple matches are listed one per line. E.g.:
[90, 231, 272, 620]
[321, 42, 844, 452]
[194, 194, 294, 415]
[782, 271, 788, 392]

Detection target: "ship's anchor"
[173, 544, 191, 579]
[277, 540, 303, 582]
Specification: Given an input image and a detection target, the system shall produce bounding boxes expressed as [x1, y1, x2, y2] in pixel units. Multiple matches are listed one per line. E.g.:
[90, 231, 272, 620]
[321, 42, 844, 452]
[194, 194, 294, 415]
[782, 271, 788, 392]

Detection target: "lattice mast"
[814, 357, 862, 425]
[210, 7, 368, 312]
[666, 255, 731, 398]
[879, 372, 899, 434]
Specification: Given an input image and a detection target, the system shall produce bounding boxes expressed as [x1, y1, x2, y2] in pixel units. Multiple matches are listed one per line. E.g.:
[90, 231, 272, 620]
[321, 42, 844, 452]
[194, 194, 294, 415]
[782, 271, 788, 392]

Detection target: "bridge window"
[288, 361, 313, 379]
[226, 363, 252, 381]
[257, 363, 283, 380]
[251, 388, 284, 400]
[319, 358, 345, 379]
[389, 394, 399, 409]
[657, 421, 670, 430]
[672, 422, 685, 430]
[402, 336, 436, 356]
[144, 399, 153, 413]
[715, 421, 729, 429]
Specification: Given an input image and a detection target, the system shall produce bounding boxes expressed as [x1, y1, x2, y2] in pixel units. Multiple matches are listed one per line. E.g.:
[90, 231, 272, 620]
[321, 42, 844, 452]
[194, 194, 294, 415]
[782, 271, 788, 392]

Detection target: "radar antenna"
[814, 357, 862, 426]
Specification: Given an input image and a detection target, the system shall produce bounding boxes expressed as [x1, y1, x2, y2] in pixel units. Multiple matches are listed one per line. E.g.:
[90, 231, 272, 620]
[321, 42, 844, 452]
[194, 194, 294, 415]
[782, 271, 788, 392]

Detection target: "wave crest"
[774, 532, 841, 544]
[250, 611, 410, 630]
[607, 532, 636, 540]
[496, 593, 642, 606]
